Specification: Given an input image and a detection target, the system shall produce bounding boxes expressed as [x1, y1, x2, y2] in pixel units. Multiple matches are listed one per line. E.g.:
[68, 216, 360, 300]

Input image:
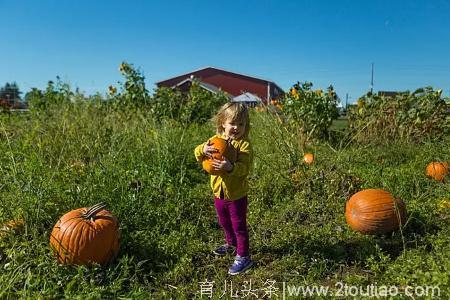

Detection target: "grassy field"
[0, 105, 449, 299]
[331, 117, 348, 131]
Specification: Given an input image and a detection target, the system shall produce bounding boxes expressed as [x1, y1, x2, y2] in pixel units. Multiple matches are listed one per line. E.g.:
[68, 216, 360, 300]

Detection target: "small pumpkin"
[50, 203, 120, 266]
[345, 189, 407, 235]
[426, 162, 449, 182]
[303, 153, 314, 164]
[202, 137, 237, 175]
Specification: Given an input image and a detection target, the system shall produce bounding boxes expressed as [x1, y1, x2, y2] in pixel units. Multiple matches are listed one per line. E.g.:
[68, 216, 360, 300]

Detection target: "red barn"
[155, 67, 284, 104]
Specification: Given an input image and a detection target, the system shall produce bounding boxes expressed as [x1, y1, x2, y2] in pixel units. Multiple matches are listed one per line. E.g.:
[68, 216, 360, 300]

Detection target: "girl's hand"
[212, 157, 233, 172]
[203, 140, 219, 158]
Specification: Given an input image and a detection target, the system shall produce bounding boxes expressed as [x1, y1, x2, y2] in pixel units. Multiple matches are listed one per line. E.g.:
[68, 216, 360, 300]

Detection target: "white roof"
[232, 92, 262, 103]
[173, 78, 222, 94]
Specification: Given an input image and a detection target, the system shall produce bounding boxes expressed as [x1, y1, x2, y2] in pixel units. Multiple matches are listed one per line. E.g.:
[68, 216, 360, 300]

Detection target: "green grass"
[0, 105, 449, 299]
[330, 117, 348, 131]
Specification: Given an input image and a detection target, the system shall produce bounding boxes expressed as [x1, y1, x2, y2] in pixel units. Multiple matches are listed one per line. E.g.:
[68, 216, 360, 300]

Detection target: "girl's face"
[222, 118, 246, 140]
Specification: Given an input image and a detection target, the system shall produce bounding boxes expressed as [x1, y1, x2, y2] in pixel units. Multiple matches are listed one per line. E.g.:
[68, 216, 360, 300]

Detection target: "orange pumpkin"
[426, 162, 449, 182]
[202, 137, 237, 175]
[50, 203, 120, 266]
[345, 189, 407, 235]
[303, 153, 314, 164]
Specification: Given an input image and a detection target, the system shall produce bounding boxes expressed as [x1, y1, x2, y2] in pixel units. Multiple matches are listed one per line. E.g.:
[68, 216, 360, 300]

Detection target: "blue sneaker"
[228, 256, 254, 275]
[213, 244, 236, 256]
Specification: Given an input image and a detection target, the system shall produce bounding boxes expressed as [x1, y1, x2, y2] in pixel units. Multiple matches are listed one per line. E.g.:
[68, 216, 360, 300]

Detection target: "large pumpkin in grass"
[426, 162, 449, 182]
[345, 189, 407, 235]
[202, 137, 237, 175]
[50, 203, 120, 266]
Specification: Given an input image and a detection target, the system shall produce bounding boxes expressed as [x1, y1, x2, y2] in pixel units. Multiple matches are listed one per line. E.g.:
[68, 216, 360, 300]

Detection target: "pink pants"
[214, 196, 249, 257]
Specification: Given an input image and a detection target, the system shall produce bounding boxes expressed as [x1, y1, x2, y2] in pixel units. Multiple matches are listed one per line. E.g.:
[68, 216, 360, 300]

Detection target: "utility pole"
[345, 93, 348, 109]
[370, 63, 374, 94]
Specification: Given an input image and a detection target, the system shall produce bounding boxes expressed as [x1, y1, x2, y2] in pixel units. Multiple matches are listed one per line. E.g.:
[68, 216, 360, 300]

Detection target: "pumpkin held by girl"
[202, 136, 237, 175]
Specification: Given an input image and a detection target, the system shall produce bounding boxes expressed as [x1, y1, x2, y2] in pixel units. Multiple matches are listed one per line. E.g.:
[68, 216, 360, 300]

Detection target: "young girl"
[194, 102, 254, 275]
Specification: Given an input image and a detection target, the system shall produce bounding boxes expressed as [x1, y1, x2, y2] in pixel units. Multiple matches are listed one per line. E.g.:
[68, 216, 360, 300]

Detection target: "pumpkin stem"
[84, 203, 106, 220]
[84, 203, 104, 216]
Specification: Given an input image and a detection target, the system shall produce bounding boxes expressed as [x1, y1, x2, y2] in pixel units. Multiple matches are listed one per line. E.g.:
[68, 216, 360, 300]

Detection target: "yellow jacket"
[194, 134, 253, 201]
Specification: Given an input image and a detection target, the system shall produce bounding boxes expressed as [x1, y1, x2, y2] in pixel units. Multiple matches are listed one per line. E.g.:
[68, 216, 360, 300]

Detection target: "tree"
[0, 82, 22, 103]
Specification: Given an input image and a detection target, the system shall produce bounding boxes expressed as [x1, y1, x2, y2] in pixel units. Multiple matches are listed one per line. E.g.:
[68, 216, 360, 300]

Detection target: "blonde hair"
[214, 102, 250, 138]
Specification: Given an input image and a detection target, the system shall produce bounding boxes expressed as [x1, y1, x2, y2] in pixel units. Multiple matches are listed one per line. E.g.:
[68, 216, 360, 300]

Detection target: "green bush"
[112, 62, 150, 109]
[150, 79, 229, 124]
[28, 77, 73, 113]
[109, 63, 229, 124]
[348, 87, 450, 144]
[280, 82, 340, 148]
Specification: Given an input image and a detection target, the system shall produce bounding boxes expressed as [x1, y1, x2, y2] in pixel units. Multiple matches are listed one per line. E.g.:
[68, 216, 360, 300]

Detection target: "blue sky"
[2, 0, 450, 104]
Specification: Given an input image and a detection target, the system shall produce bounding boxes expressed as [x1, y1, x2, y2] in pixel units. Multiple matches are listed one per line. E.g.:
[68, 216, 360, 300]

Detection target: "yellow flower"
[439, 199, 450, 210]
[108, 85, 117, 95]
[314, 89, 323, 96]
[291, 88, 298, 96]
[119, 63, 126, 73]
[255, 106, 265, 112]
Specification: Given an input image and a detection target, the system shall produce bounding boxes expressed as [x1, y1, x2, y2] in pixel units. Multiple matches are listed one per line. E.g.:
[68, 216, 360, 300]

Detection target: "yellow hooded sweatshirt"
[194, 134, 253, 201]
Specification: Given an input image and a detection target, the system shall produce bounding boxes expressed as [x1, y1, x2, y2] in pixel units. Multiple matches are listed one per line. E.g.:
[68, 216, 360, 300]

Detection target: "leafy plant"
[348, 87, 449, 144]
[108, 63, 228, 123]
[281, 81, 340, 148]
[110, 62, 150, 109]
[150, 79, 229, 124]
[28, 77, 73, 112]
[180, 80, 229, 124]
[147, 86, 183, 121]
